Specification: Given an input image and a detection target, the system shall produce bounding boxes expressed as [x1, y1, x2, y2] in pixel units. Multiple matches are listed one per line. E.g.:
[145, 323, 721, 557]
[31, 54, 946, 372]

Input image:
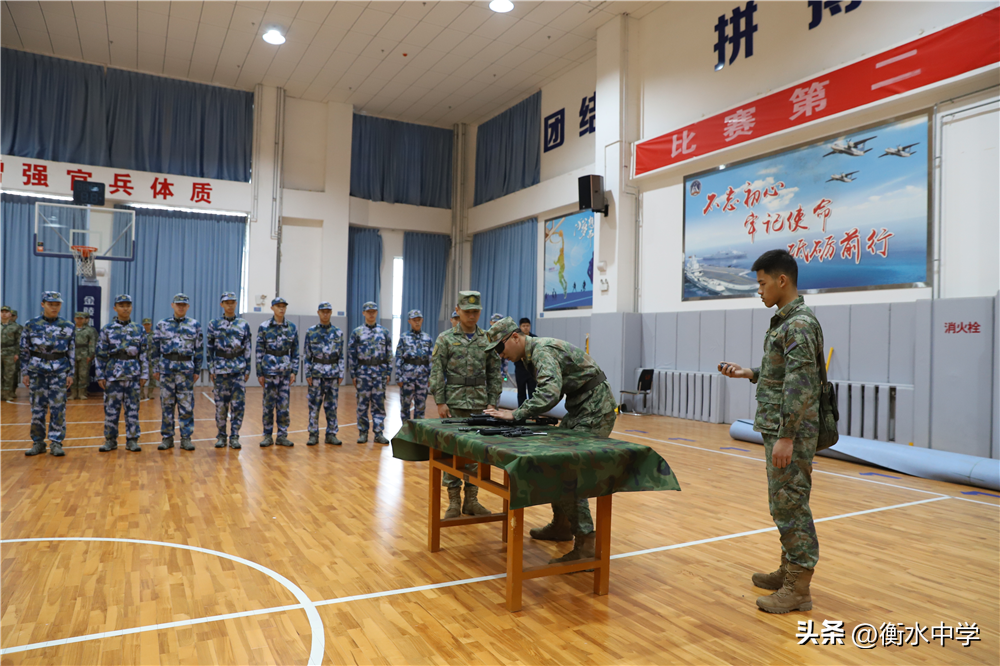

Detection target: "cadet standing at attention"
[207, 291, 252, 450]
[1, 305, 22, 401]
[394, 309, 433, 421]
[70, 311, 98, 399]
[719, 249, 825, 614]
[304, 302, 345, 446]
[485, 316, 617, 563]
[429, 291, 500, 518]
[153, 293, 203, 452]
[20, 292, 75, 457]
[256, 297, 299, 447]
[348, 301, 391, 444]
[140, 318, 157, 401]
[96, 295, 148, 452]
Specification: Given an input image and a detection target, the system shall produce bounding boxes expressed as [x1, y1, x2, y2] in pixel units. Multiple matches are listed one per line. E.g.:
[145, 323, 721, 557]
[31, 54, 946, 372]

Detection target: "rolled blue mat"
[497, 387, 568, 418]
[729, 419, 1000, 492]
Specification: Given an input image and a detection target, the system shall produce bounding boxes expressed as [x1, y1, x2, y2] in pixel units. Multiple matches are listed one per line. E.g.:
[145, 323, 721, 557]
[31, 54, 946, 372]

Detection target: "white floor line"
[2, 418, 218, 427]
[949, 495, 1000, 507]
[201, 392, 216, 404]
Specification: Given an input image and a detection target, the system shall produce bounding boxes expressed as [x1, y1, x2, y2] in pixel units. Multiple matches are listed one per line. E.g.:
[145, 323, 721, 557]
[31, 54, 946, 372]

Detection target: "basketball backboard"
[34, 202, 135, 261]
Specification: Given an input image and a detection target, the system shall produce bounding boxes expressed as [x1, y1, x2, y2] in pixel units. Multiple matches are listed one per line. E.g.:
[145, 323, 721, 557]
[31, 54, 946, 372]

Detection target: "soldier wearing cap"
[489, 313, 511, 384]
[348, 301, 392, 444]
[449, 309, 459, 330]
[70, 311, 98, 399]
[140, 318, 157, 401]
[153, 293, 203, 451]
[256, 296, 299, 447]
[1, 305, 23, 401]
[394, 308, 434, 422]
[429, 291, 501, 518]
[304, 302, 344, 446]
[20, 291, 75, 457]
[96, 295, 148, 452]
[207, 291, 252, 449]
[484, 316, 617, 564]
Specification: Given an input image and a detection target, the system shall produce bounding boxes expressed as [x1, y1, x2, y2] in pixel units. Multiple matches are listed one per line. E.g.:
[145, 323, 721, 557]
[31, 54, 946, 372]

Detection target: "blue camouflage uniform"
[348, 301, 392, 438]
[256, 298, 299, 438]
[95, 295, 148, 443]
[20, 292, 75, 452]
[153, 294, 203, 440]
[207, 293, 252, 442]
[304, 302, 344, 439]
[394, 309, 433, 420]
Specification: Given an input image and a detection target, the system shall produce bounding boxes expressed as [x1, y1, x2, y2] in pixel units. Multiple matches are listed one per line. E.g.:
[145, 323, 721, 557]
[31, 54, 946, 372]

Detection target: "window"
[391, 256, 403, 352]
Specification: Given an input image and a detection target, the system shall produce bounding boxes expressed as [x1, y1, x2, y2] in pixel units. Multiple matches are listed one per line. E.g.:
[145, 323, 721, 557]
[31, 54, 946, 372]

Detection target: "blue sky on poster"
[544, 210, 594, 304]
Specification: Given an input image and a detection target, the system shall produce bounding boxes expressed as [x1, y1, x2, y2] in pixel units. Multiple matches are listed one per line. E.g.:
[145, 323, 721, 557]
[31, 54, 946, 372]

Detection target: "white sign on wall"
[540, 58, 598, 182]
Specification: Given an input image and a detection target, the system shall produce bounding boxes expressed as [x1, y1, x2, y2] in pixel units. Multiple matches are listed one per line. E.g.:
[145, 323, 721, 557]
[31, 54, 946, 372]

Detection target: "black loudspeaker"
[578, 175, 608, 215]
[73, 180, 105, 206]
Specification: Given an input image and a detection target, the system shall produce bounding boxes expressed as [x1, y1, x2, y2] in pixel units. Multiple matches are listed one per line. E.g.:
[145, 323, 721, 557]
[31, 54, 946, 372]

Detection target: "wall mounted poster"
[544, 210, 594, 311]
[683, 114, 929, 300]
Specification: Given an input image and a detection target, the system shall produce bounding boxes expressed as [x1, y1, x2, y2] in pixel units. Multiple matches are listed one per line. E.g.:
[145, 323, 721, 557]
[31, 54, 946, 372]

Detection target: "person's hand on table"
[437, 404, 451, 418]
[484, 407, 514, 421]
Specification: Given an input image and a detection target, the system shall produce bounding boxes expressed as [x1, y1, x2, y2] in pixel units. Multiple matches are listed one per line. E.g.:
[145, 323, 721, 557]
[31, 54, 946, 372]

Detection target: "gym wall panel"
[622, 313, 643, 395]
[654, 312, 677, 369]
[889, 302, 917, 386]
[812, 305, 850, 381]
[994, 291, 999, 459]
[641, 313, 656, 369]
[724, 309, 754, 424]
[912, 299, 932, 448]
[698, 311, 725, 373]
[590, 312, 624, 398]
[849, 303, 890, 383]
[676, 311, 700, 372]
[749, 308, 772, 368]
[580, 317, 591, 351]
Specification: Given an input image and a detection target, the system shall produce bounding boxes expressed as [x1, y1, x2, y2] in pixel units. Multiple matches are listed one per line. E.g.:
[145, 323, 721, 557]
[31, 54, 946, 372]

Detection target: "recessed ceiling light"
[489, 0, 514, 13]
[263, 29, 285, 45]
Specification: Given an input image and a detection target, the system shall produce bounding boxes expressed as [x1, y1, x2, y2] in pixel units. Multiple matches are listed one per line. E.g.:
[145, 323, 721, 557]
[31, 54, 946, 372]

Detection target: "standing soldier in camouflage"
[96, 295, 148, 453]
[304, 302, 344, 446]
[140, 318, 157, 401]
[70, 311, 98, 399]
[394, 309, 433, 422]
[1, 305, 22, 401]
[207, 292, 252, 450]
[485, 316, 617, 563]
[719, 249, 824, 614]
[256, 297, 299, 447]
[20, 292, 75, 457]
[348, 301, 392, 444]
[430, 291, 500, 518]
[153, 293, 203, 452]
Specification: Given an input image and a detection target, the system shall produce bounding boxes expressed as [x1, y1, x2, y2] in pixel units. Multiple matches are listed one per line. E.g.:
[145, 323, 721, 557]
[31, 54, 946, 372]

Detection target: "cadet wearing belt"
[71, 311, 98, 399]
[256, 297, 299, 447]
[96, 294, 148, 452]
[304, 302, 345, 446]
[20, 291, 75, 457]
[485, 316, 618, 565]
[394, 309, 433, 422]
[348, 301, 392, 444]
[207, 291, 252, 449]
[153, 293, 203, 451]
[429, 291, 502, 519]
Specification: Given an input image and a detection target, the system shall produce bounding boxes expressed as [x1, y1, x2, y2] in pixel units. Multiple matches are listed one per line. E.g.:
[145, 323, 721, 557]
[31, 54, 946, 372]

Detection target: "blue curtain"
[401, 232, 451, 328]
[110, 207, 247, 330]
[1, 193, 80, 318]
[473, 92, 541, 206]
[346, 227, 383, 337]
[470, 218, 537, 323]
[350, 114, 453, 208]
[1, 48, 109, 166]
[106, 68, 253, 182]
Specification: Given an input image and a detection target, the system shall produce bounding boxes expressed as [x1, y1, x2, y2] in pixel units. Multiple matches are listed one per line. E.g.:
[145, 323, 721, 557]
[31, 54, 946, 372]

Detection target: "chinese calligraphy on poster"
[544, 210, 594, 311]
[683, 114, 929, 300]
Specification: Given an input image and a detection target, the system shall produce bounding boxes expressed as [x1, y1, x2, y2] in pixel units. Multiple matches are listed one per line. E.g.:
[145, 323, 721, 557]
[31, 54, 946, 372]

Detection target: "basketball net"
[71, 246, 98, 279]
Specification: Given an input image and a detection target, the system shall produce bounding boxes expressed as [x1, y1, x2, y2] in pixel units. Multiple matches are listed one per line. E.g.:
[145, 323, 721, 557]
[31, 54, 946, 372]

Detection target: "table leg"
[505, 508, 524, 612]
[501, 472, 510, 544]
[593, 494, 612, 595]
[428, 452, 442, 552]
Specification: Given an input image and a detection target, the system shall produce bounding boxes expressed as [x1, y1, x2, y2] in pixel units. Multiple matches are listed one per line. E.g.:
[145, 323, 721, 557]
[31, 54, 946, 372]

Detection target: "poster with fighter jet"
[543, 210, 594, 311]
[681, 114, 930, 300]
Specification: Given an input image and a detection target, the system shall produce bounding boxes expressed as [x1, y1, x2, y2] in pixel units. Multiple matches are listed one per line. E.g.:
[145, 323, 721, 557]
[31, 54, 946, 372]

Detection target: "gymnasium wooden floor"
[1, 384, 997, 665]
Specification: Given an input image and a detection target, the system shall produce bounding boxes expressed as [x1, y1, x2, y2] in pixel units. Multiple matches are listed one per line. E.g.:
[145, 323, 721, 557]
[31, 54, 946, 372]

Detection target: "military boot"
[307, 432, 319, 446]
[356, 433, 368, 444]
[99, 439, 118, 452]
[752, 553, 789, 590]
[373, 433, 389, 445]
[462, 485, 491, 516]
[158, 437, 174, 450]
[180, 438, 195, 451]
[325, 432, 342, 446]
[444, 486, 462, 519]
[529, 515, 574, 542]
[276, 435, 294, 447]
[756, 563, 814, 613]
[549, 532, 596, 564]
[260, 435, 274, 447]
[49, 442, 65, 457]
[229, 435, 242, 450]
[126, 440, 141, 452]
[25, 441, 46, 457]
[214, 435, 227, 448]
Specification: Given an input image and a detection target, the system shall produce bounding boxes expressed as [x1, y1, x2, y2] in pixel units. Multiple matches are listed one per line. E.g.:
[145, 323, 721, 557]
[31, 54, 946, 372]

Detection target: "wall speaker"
[578, 175, 608, 215]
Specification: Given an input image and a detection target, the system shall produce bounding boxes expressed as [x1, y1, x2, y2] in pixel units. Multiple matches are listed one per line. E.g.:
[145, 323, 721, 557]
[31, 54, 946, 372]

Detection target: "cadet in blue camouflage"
[304, 302, 344, 446]
[349, 301, 392, 444]
[20, 292, 75, 456]
[207, 292, 252, 449]
[71, 311, 98, 399]
[1, 306, 23, 401]
[153, 293, 203, 451]
[140, 319, 158, 401]
[256, 297, 299, 447]
[96, 295, 148, 452]
[394, 309, 433, 421]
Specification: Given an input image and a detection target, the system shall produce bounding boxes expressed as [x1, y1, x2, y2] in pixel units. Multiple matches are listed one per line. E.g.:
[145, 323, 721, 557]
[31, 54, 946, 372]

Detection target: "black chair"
[619, 369, 654, 413]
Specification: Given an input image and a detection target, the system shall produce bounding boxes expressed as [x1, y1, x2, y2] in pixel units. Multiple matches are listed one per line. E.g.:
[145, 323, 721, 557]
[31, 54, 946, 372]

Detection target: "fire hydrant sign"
[682, 114, 928, 301]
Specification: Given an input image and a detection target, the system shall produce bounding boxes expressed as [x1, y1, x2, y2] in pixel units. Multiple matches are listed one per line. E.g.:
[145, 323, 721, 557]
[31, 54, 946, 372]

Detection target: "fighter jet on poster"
[823, 136, 876, 157]
[879, 142, 920, 158]
[827, 171, 859, 183]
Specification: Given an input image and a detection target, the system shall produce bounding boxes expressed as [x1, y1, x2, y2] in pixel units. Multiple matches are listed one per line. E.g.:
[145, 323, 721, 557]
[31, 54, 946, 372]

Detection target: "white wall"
[279, 217, 324, 310]
[541, 57, 597, 182]
[349, 197, 451, 233]
[380, 229, 404, 315]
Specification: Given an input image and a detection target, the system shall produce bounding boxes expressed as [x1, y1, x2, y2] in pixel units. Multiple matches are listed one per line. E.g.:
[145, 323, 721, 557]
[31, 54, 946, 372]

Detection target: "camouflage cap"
[317, 301, 333, 310]
[490, 312, 504, 324]
[485, 316, 519, 351]
[362, 301, 378, 311]
[458, 291, 482, 311]
[74, 311, 90, 318]
[1, 305, 10, 312]
[142, 318, 152, 324]
[114, 294, 132, 304]
[172, 293, 190, 304]
[11, 310, 17, 317]
[407, 309, 423, 320]
[42, 291, 63, 303]
[271, 297, 288, 306]
[220, 291, 237, 302]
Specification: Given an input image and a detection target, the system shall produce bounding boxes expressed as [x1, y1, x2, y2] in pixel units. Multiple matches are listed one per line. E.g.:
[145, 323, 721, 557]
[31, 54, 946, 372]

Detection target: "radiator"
[644, 369, 725, 424]
[830, 381, 915, 444]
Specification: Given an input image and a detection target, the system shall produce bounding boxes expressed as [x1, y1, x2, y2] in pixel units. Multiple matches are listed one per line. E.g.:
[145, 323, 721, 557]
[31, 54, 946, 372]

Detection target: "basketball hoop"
[70, 245, 98, 279]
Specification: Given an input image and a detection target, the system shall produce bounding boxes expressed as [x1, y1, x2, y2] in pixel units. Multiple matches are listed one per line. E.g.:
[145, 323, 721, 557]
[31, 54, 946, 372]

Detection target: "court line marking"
[201, 391, 216, 405]
[0, 495, 960, 656]
[0, 538, 325, 664]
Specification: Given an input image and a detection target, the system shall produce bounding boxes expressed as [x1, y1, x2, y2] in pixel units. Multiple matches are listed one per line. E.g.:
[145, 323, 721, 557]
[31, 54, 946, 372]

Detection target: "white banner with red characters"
[634, 7, 999, 178]
[682, 114, 928, 301]
[0, 155, 250, 212]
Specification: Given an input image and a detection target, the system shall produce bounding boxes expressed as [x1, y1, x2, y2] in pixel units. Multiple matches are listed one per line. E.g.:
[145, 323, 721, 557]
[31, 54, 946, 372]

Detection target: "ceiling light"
[489, 0, 514, 13]
[262, 29, 285, 45]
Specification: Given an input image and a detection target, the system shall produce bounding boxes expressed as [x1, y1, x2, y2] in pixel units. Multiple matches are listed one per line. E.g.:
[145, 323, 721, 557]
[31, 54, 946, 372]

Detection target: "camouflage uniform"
[21, 293, 75, 454]
[489, 313, 512, 384]
[140, 319, 158, 400]
[153, 296, 203, 441]
[348, 302, 392, 440]
[304, 304, 344, 442]
[256, 305, 299, 439]
[207, 304, 252, 443]
[71, 313, 98, 399]
[95, 302, 148, 445]
[1, 306, 23, 400]
[394, 309, 433, 421]
[750, 296, 824, 570]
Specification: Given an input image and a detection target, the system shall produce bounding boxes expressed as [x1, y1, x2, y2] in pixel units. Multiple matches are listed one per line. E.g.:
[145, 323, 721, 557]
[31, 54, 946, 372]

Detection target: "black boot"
[260, 435, 274, 447]
[158, 437, 174, 450]
[214, 435, 227, 448]
[99, 440, 118, 452]
[49, 442, 65, 457]
[229, 435, 241, 449]
[25, 441, 46, 457]
[126, 440, 141, 452]
[307, 432, 319, 446]
[180, 438, 195, 451]
[325, 432, 342, 446]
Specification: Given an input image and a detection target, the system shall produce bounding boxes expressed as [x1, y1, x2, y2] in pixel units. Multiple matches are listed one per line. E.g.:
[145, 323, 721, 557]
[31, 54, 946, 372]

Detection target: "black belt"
[110, 350, 139, 360]
[266, 347, 291, 356]
[358, 358, 388, 366]
[215, 349, 244, 360]
[448, 374, 485, 386]
[312, 356, 341, 365]
[32, 350, 68, 361]
[566, 370, 607, 399]
[403, 357, 429, 366]
[164, 353, 192, 362]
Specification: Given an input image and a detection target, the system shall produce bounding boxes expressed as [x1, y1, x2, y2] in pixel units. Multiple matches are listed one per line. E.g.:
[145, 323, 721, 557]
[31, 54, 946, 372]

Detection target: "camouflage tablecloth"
[392, 419, 681, 510]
